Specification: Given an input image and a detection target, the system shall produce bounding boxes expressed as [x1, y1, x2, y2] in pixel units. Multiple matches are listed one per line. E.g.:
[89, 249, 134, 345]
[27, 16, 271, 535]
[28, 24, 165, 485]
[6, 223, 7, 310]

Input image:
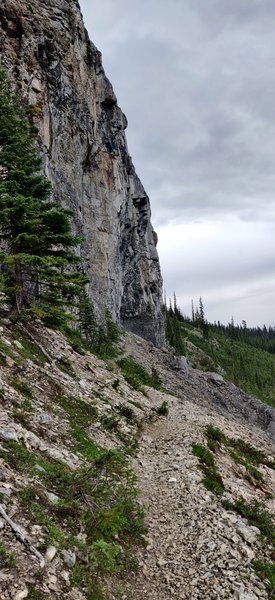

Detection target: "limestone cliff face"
[0, 0, 165, 345]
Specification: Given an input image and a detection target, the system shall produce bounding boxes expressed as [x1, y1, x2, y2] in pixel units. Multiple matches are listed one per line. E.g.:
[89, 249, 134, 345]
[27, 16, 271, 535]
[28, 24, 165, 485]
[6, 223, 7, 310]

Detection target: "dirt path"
[123, 395, 270, 600]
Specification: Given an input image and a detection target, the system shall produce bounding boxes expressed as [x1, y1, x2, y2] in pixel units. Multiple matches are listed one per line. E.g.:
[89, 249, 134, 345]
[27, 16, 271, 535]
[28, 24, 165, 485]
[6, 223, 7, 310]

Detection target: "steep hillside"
[0, 318, 274, 599]
[168, 316, 275, 409]
[0, 0, 164, 345]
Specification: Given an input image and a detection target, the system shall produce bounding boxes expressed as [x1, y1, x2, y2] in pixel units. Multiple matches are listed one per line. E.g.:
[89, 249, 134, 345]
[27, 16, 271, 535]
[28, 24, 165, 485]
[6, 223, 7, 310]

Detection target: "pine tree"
[199, 296, 205, 325]
[191, 299, 195, 323]
[0, 68, 87, 323]
[78, 290, 98, 343]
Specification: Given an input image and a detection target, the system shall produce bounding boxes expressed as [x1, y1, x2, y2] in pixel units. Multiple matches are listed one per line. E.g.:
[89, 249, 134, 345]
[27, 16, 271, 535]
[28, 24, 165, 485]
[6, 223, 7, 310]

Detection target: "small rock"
[45, 491, 59, 504]
[0, 487, 12, 497]
[34, 464, 46, 473]
[157, 557, 167, 567]
[48, 574, 58, 590]
[61, 570, 70, 584]
[35, 414, 52, 425]
[207, 542, 216, 551]
[168, 477, 177, 483]
[0, 429, 18, 442]
[0, 519, 4, 529]
[32, 77, 42, 93]
[45, 545, 57, 561]
[239, 592, 258, 600]
[239, 544, 255, 561]
[13, 340, 23, 350]
[61, 549, 76, 568]
[236, 522, 260, 545]
[13, 589, 28, 600]
[5, 356, 14, 368]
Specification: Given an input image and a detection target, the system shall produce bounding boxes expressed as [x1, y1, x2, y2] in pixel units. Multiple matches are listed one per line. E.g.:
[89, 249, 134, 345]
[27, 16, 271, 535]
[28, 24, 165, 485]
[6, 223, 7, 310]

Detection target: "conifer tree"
[78, 290, 98, 343]
[0, 68, 87, 323]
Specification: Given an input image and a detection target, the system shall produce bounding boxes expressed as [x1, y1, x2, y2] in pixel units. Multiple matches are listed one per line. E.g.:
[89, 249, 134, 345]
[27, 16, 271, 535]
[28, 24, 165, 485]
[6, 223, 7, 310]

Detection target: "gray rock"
[45, 491, 60, 504]
[45, 545, 57, 561]
[61, 549, 76, 568]
[13, 340, 23, 350]
[0, 429, 18, 442]
[13, 590, 29, 600]
[0, 487, 12, 497]
[236, 522, 260, 545]
[0, 0, 165, 346]
[239, 592, 258, 600]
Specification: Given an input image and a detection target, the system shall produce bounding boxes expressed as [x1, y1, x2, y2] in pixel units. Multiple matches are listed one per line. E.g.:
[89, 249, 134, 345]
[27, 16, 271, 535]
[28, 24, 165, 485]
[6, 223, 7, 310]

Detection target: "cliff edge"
[0, 0, 165, 345]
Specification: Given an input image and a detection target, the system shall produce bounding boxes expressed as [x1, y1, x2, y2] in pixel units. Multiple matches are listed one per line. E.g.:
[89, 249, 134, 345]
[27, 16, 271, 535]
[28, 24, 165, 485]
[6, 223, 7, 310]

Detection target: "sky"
[80, 0, 275, 327]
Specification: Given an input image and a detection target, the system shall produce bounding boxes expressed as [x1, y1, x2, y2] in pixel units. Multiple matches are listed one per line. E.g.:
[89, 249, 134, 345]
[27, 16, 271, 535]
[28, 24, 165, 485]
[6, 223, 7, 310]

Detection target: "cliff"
[0, 0, 165, 345]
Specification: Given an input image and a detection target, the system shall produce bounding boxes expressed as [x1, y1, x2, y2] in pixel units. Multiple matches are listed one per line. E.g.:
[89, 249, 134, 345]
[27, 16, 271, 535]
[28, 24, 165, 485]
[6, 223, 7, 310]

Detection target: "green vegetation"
[254, 560, 275, 597]
[0, 436, 145, 597]
[9, 375, 33, 398]
[222, 497, 275, 546]
[54, 394, 99, 459]
[117, 356, 162, 392]
[0, 337, 16, 359]
[192, 443, 224, 496]
[156, 400, 169, 416]
[15, 331, 47, 365]
[115, 403, 136, 422]
[164, 297, 275, 407]
[0, 540, 16, 568]
[164, 294, 185, 355]
[192, 426, 275, 597]
[0, 67, 87, 325]
[205, 425, 274, 488]
[62, 305, 122, 360]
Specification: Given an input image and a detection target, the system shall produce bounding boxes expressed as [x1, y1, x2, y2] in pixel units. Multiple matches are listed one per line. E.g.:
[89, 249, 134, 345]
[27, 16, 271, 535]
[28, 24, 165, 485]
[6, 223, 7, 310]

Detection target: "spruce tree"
[0, 68, 87, 323]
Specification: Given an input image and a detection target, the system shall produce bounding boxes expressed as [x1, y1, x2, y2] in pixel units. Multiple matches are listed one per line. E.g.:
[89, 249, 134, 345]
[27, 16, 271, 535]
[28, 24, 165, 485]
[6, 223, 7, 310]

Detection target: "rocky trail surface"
[0, 323, 274, 599]
[124, 391, 274, 600]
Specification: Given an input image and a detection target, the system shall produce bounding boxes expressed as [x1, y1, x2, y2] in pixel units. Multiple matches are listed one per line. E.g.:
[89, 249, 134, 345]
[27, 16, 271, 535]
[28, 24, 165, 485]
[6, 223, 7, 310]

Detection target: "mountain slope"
[0, 318, 274, 599]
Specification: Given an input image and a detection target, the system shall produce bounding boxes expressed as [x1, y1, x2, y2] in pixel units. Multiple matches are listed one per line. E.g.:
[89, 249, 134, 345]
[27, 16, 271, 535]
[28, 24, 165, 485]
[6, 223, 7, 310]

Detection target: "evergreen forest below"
[165, 298, 275, 409]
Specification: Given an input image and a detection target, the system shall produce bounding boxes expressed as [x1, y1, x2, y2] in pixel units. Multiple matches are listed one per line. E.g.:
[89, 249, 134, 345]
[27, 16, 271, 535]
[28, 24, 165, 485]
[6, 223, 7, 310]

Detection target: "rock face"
[0, 0, 165, 345]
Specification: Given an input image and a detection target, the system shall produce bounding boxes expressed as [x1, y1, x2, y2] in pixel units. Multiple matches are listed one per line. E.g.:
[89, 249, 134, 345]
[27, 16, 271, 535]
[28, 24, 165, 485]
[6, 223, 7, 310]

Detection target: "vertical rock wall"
[0, 0, 165, 345]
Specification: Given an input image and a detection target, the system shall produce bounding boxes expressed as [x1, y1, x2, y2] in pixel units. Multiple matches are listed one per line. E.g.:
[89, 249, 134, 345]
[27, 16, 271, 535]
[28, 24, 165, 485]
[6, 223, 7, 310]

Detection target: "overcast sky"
[80, 0, 275, 327]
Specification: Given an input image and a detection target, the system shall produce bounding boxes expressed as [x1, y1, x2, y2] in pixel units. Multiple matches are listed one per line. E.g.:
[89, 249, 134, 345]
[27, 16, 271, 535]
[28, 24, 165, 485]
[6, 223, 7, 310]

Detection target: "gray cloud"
[80, 0, 275, 325]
